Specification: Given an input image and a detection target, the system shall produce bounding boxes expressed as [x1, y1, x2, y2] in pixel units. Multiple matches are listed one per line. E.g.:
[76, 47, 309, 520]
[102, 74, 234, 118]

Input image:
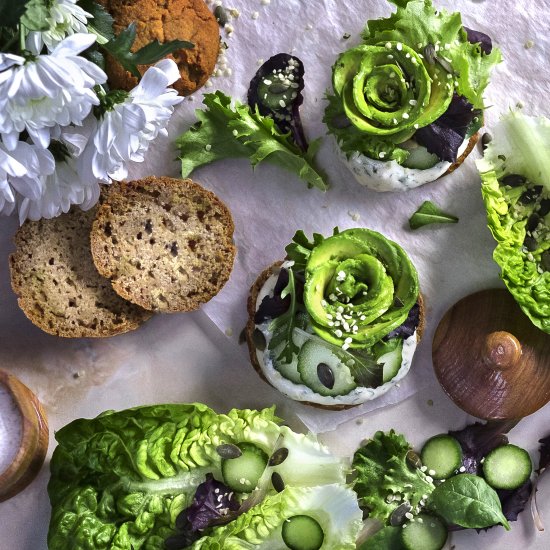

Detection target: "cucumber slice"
[375, 338, 404, 383]
[221, 443, 268, 493]
[421, 435, 463, 480]
[269, 328, 309, 384]
[282, 515, 324, 550]
[482, 444, 532, 490]
[401, 514, 447, 550]
[401, 144, 440, 170]
[297, 339, 357, 397]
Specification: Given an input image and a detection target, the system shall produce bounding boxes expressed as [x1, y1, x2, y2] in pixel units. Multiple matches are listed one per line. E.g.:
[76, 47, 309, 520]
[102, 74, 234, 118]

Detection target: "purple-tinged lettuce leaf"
[414, 94, 479, 163]
[248, 53, 308, 152]
[537, 435, 550, 474]
[464, 26, 493, 55]
[385, 302, 420, 340]
[498, 480, 532, 523]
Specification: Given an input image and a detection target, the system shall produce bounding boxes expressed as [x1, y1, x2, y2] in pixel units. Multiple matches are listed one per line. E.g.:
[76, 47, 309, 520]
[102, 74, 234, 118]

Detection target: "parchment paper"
[122, 0, 550, 432]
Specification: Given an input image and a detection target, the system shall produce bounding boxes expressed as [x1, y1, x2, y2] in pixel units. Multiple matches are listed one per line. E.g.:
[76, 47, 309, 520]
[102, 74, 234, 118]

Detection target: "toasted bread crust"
[444, 132, 480, 176]
[91, 177, 236, 313]
[246, 262, 425, 410]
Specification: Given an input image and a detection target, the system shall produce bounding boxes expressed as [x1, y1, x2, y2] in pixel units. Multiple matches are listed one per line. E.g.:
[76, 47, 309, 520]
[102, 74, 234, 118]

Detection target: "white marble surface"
[1, 0, 550, 548]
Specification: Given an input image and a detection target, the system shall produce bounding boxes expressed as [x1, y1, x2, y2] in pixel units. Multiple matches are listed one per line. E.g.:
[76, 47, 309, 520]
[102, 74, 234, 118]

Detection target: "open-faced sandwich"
[246, 228, 423, 409]
[476, 111, 550, 334]
[324, 0, 501, 192]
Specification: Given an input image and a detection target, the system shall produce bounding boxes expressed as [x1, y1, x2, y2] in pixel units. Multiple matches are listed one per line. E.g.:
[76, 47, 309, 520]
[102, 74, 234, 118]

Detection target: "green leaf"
[352, 430, 435, 523]
[268, 267, 300, 364]
[409, 200, 458, 229]
[102, 22, 192, 79]
[176, 91, 328, 191]
[359, 526, 406, 550]
[0, 0, 31, 29]
[20, 0, 49, 31]
[476, 111, 550, 334]
[284, 230, 327, 271]
[78, 0, 115, 43]
[427, 474, 510, 530]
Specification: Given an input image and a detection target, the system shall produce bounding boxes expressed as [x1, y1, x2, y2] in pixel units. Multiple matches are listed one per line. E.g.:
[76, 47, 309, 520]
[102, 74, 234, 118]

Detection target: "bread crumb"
[524, 40, 535, 49]
[348, 210, 360, 222]
[252, 11, 259, 19]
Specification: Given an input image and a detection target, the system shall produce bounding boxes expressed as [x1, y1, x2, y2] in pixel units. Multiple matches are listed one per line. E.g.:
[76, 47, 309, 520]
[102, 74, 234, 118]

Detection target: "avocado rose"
[325, 0, 501, 192]
[246, 228, 423, 408]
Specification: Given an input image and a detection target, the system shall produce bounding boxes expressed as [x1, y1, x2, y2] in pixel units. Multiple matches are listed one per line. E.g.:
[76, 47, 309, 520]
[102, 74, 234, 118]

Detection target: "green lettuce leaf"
[352, 430, 435, 523]
[362, 0, 501, 109]
[176, 91, 328, 191]
[48, 404, 283, 549]
[190, 484, 362, 549]
[476, 111, 550, 333]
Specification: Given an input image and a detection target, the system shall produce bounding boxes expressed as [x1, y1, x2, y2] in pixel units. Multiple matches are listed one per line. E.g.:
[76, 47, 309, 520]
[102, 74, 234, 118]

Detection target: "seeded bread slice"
[245, 262, 425, 411]
[91, 176, 236, 312]
[9, 207, 152, 338]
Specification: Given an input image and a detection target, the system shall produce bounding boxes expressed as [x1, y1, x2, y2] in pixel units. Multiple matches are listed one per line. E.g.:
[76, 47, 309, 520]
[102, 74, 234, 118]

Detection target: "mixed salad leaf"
[476, 111, 550, 333]
[177, 91, 327, 191]
[409, 200, 459, 229]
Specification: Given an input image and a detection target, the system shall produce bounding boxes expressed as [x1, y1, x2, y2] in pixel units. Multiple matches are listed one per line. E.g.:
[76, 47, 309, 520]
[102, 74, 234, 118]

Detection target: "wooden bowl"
[433, 289, 550, 420]
[0, 370, 49, 502]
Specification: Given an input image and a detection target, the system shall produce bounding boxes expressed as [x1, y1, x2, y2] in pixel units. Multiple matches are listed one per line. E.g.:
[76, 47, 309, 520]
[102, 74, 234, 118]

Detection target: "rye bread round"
[246, 262, 425, 411]
[91, 176, 236, 313]
[9, 207, 152, 338]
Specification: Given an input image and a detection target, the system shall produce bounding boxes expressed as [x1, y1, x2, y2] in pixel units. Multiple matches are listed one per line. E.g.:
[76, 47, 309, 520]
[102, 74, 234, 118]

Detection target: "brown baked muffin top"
[91, 176, 236, 313]
[101, 0, 220, 95]
[9, 207, 152, 338]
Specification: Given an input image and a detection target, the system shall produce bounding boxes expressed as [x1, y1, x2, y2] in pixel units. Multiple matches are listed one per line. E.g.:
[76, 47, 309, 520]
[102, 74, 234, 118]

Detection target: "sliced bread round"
[91, 176, 236, 312]
[9, 207, 152, 338]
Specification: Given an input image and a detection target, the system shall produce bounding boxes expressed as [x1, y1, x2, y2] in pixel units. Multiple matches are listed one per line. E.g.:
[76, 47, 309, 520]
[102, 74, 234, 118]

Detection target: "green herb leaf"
[353, 430, 435, 523]
[268, 267, 299, 364]
[409, 200, 459, 230]
[427, 474, 511, 530]
[20, 0, 49, 31]
[176, 91, 328, 191]
[78, 0, 115, 43]
[102, 22, 192, 79]
[285, 230, 327, 271]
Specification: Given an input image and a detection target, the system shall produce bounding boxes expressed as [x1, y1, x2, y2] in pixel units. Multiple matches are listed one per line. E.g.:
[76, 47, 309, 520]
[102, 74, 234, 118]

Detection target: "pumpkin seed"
[423, 44, 436, 65]
[389, 501, 412, 526]
[435, 54, 453, 74]
[271, 472, 285, 493]
[214, 6, 228, 26]
[481, 132, 492, 149]
[216, 443, 242, 459]
[406, 450, 423, 470]
[541, 250, 550, 272]
[317, 362, 335, 389]
[500, 174, 526, 187]
[268, 82, 290, 94]
[268, 447, 289, 466]
[524, 236, 538, 251]
[252, 328, 266, 351]
[519, 185, 543, 204]
[538, 198, 550, 216]
[331, 113, 352, 129]
[527, 213, 540, 232]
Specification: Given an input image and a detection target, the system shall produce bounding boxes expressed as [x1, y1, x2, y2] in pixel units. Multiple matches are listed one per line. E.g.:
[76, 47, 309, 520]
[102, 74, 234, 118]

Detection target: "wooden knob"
[482, 331, 522, 370]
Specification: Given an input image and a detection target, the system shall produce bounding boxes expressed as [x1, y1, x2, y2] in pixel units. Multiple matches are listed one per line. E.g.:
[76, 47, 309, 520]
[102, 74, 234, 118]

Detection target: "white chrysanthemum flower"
[0, 140, 55, 217]
[0, 33, 106, 150]
[18, 155, 100, 223]
[81, 59, 183, 183]
[26, 0, 92, 53]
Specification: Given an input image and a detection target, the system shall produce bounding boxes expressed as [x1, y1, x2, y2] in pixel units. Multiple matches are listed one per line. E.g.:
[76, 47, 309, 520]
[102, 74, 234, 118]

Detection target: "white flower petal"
[50, 32, 96, 57]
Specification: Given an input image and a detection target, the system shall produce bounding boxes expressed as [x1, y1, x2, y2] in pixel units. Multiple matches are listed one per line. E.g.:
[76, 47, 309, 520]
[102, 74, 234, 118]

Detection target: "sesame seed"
[328, 322, 334, 326]
[263, 79, 272, 85]
[385, 42, 392, 49]
[335, 329, 343, 338]
[422, 494, 428, 500]
[405, 512, 414, 520]
[232, 129, 238, 136]
[344, 337, 353, 344]
[321, 299, 327, 307]
[459, 466, 466, 472]
[205, 144, 212, 151]
[409, 99, 417, 105]
[421, 466, 427, 472]
[389, 72, 396, 78]
[260, 0, 270, 4]
[360, 315, 366, 320]
[342, 343, 350, 350]
[379, 151, 386, 158]
[337, 306, 344, 313]
[428, 469, 436, 476]
[279, 99, 286, 108]
[414, 124, 419, 129]
[326, 313, 333, 319]
[402, 113, 409, 119]
[396, 42, 403, 50]
[387, 54, 394, 59]
[426, 476, 433, 483]
[224, 68, 233, 76]
[252, 10, 259, 19]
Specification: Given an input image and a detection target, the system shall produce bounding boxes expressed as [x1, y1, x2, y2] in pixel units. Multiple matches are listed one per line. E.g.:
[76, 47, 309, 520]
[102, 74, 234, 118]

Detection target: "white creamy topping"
[254, 268, 418, 406]
[0, 384, 23, 475]
[336, 137, 469, 192]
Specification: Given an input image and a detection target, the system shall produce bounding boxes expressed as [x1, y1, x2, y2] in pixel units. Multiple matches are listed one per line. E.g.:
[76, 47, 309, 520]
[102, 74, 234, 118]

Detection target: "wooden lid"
[433, 289, 550, 420]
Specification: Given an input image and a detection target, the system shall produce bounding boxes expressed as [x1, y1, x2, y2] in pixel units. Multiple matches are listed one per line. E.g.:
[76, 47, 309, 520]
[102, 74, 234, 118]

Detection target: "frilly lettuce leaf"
[177, 91, 327, 191]
[47, 404, 283, 549]
[362, 0, 501, 109]
[190, 484, 362, 549]
[476, 111, 550, 333]
[352, 430, 435, 523]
